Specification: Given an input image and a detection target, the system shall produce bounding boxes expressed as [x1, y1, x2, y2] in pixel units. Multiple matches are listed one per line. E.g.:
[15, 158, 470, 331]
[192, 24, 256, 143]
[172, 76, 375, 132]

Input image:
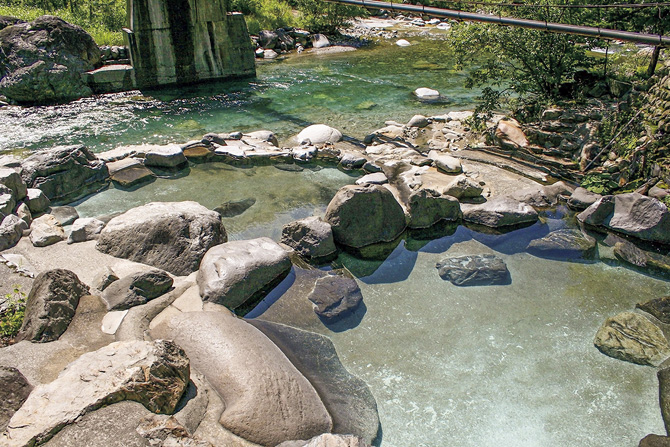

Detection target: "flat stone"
[144, 144, 187, 169]
[96, 146, 146, 163]
[462, 197, 538, 228]
[526, 229, 597, 260]
[151, 311, 332, 447]
[17, 269, 89, 343]
[107, 158, 155, 188]
[281, 216, 337, 261]
[197, 237, 292, 312]
[3, 340, 190, 447]
[356, 172, 387, 185]
[594, 311, 670, 366]
[101, 269, 174, 311]
[183, 144, 213, 160]
[29, 214, 65, 247]
[436, 254, 511, 286]
[101, 310, 128, 335]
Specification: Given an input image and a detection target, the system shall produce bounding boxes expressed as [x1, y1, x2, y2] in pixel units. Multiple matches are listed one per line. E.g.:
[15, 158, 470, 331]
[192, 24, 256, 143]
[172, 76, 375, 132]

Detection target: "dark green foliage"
[295, 0, 365, 34]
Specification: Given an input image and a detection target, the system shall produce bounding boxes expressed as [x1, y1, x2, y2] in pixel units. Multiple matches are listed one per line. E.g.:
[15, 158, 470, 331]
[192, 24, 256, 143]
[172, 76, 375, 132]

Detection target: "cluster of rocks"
[343, 13, 453, 41]
[252, 28, 338, 60]
[99, 45, 129, 64]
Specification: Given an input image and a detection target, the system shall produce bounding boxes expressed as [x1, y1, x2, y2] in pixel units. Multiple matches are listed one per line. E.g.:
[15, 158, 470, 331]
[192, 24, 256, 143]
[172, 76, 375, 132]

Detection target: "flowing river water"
[1, 34, 669, 446]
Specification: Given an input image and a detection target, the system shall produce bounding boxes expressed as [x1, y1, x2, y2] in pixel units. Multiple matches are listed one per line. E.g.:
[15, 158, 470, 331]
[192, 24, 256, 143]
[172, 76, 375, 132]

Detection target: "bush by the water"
[0, 286, 26, 340]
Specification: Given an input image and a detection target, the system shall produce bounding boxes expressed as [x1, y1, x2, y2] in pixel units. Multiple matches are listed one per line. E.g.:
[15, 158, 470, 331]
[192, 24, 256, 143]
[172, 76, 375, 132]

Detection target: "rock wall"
[126, 0, 256, 89]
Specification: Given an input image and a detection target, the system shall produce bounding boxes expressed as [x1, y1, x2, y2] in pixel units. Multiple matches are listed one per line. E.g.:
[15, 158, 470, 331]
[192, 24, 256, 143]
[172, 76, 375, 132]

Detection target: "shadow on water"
[244, 267, 297, 319]
[320, 301, 368, 333]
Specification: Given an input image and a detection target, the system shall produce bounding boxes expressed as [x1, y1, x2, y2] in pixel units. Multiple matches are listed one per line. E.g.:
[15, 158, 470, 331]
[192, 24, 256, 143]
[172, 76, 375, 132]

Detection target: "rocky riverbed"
[1, 105, 670, 446]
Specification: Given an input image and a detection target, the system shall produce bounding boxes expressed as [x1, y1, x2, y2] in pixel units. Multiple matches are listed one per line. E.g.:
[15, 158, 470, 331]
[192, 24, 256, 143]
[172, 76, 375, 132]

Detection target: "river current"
[1, 35, 668, 447]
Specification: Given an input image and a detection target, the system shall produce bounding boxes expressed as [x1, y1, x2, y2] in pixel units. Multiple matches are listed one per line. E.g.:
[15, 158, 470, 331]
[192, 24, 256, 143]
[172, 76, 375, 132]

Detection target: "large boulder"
[324, 184, 406, 248]
[0, 15, 101, 104]
[436, 254, 511, 286]
[16, 269, 89, 343]
[96, 202, 226, 276]
[101, 269, 173, 311]
[197, 237, 291, 312]
[151, 311, 333, 447]
[20, 145, 109, 203]
[594, 311, 670, 366]
[2, 340, 190, 447]
[577, 193, 670, 245]
[462, 197, 538, 228]
[0, 366, 32, 433]
[406, 188, 461, 229]
[281, 216, 337, 261]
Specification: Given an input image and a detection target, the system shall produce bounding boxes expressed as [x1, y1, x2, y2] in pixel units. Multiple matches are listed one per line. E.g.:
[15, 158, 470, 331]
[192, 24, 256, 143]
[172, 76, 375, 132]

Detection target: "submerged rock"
[436, 254, 511, 286]
[614, 241, 670, 275]
[638, 296, 670, 325]
[325, 184, 406, 249]
[526, 229, 596, 260]
[16, 269, 89, 343]
[639, 434, 670, 447]
[214, 197, 256, 217]
[594, 311, 670, 366]
[2, 340, 190, 447]
[151, 311, 332, 446]
[97, 201, 226, 276]
[197, 237, 291, 312]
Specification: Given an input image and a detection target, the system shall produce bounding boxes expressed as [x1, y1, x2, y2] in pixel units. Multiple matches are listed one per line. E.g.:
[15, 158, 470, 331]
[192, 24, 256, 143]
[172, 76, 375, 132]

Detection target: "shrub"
[0, 286, 26, 338]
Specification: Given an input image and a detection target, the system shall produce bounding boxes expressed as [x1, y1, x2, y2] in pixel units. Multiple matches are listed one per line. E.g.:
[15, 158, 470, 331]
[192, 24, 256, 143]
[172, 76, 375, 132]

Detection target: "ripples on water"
[0, 36, 479, 154]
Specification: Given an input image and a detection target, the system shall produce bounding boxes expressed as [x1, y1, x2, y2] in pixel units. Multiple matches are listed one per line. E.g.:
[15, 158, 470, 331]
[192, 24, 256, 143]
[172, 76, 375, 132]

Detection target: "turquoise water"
[0, 36, 477, 155]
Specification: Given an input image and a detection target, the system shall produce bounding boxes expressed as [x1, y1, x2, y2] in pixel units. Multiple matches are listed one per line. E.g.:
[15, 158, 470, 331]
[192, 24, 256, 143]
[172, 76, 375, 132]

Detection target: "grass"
[0, 5, 125, 46]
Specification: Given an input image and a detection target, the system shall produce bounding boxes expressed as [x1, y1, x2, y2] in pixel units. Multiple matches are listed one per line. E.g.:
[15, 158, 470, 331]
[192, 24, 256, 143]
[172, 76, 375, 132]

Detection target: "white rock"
[297, 124, 343, 145]
[396, 39, 411, 47]
[100, 310, 128, 334]
[30, 214, 65, 247]
[311, 34, 330, 48]
[414, 87, 440, 100]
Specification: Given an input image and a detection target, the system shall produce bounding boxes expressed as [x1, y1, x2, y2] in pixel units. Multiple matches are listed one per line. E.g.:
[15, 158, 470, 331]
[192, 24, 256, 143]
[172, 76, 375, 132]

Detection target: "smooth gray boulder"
[436, 254, 511, 286]
[0, 214, 24, 250]
[16, 269, 89, 343]
[151, 311, 332, 447]
[67, 217, 105, 244]
[144, 144, 187, 169]
[25, 187, 50, 213]
[594, 312, 670, 366]
[0, 15, 101, 104]
[0, 167, 27, 200]
[101, 269, 173, 311]
[406, 188, 461, 229]
[281, 216, 337, 261]
[197, 237, 291, 312]
[577, 193, 670, 245]
[96, 202, 226, 276]
[414, 87, 439, 100]
[20, 145, 109, 203]
[567, 187, 601, 210]
[248, 320, 379, 444]
[311, 33, 330, 49]
[29, 214, 65, 247]
[307, 272, 363, 322]
[324, 184, 406, 248]
[407, 115, 429, 128]
[2, 340, 190, 447]
[526, 229, 596, 260]
[297, 124, 342, 144]
[462, 197, 538, 228]
[0, 366, 32, 432]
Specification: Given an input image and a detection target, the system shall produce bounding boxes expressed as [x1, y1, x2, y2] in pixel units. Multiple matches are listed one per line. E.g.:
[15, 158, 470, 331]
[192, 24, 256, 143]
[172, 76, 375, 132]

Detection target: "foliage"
[466, 86, 507, 131]
[231, 0, 296, 34]
[295, 0, 365, 34]
[0, 286, 26, 338]
[0, 2, 125, 46]
[581, 172, 619, 194]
